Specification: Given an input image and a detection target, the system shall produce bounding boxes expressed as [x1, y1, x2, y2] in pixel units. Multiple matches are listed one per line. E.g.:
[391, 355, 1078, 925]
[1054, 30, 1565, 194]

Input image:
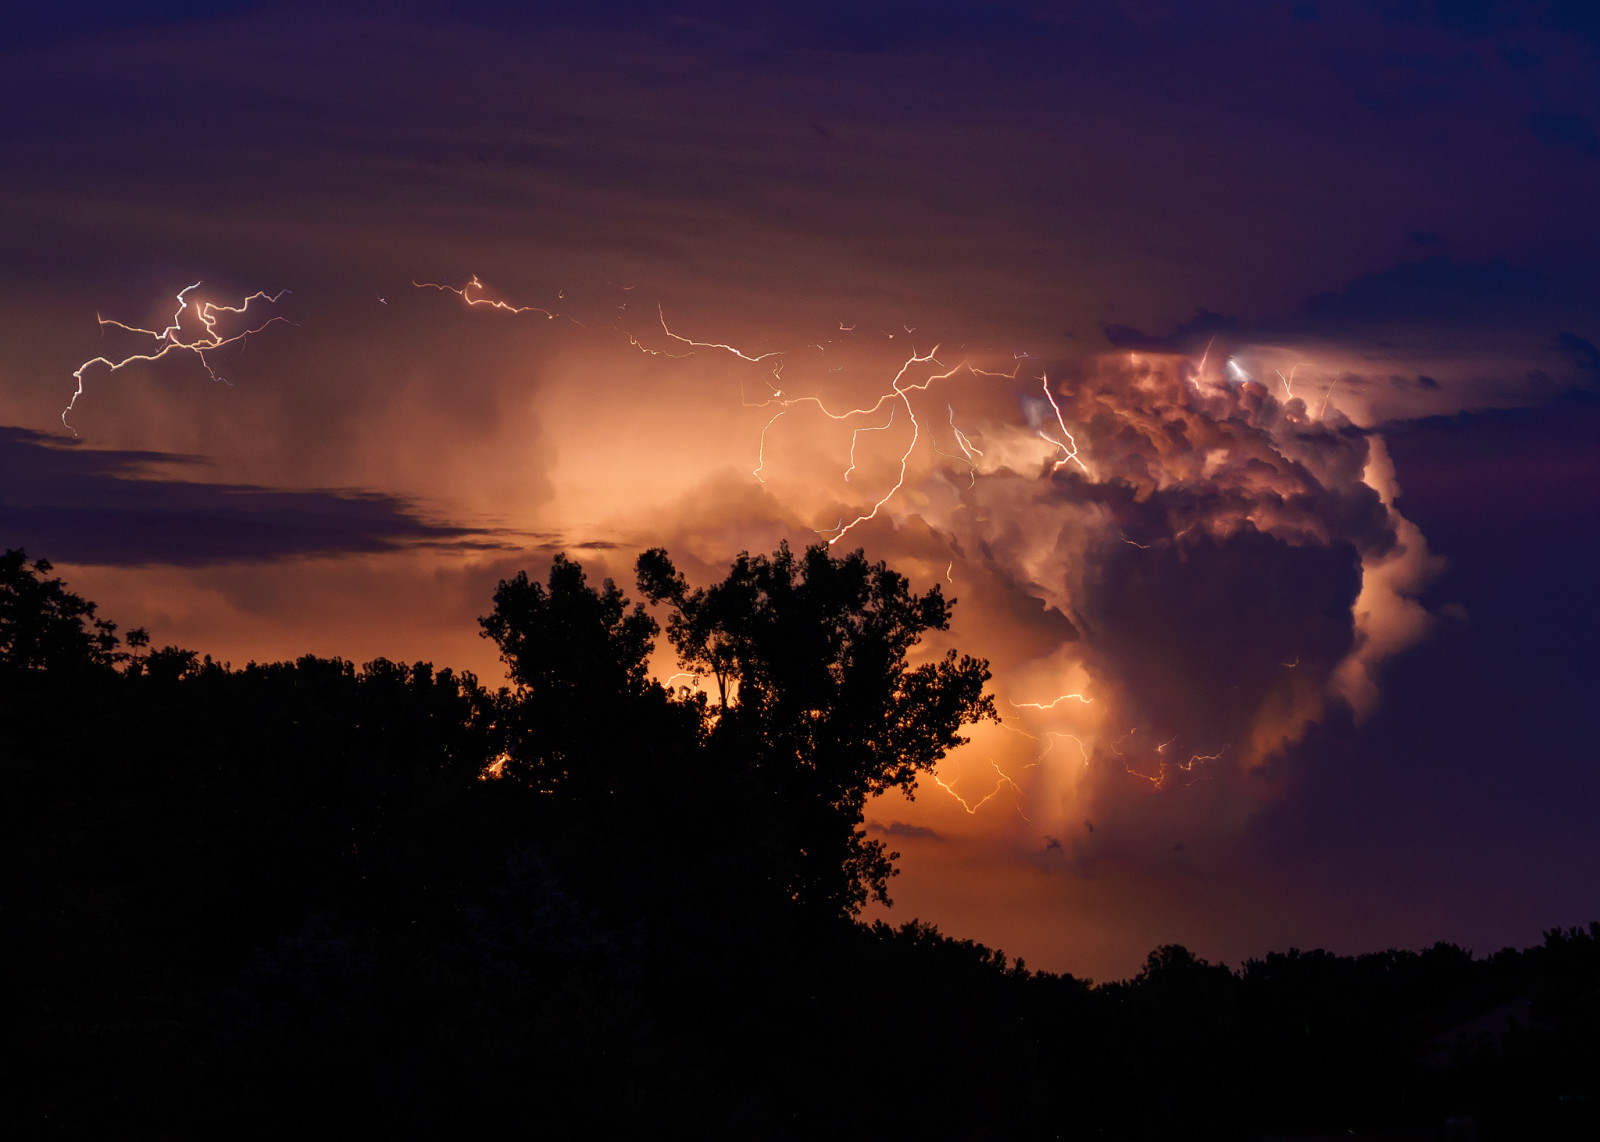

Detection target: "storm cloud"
[1, 426, 508, 566]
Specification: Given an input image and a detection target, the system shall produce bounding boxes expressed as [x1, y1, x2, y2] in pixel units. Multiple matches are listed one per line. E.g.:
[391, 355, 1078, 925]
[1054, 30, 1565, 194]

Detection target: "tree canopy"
[0, 548, 133, 675]
[635, 541, 996, 915]
[476, 541, 995, 918]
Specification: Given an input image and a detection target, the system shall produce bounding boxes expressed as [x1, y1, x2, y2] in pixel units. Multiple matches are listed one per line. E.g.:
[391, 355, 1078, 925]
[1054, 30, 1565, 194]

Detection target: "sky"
[3, 0, 1597, 982]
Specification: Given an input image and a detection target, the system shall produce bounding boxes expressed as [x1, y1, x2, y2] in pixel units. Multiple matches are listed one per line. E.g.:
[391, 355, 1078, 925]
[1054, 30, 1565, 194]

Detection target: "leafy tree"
[479, 553, 686, 795]
[636, 541, 996, 918]
[0, 548, 132, 674]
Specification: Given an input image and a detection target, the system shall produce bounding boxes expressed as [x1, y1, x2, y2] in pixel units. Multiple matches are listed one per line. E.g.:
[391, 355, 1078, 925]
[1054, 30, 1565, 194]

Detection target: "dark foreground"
[3, 547, 1596, 1139]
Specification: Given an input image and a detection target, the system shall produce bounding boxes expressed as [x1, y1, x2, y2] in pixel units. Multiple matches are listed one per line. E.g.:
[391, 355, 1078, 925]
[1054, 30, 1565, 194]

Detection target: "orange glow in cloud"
[408, 275, 1443, 847]
[351, 272, 1452, 974]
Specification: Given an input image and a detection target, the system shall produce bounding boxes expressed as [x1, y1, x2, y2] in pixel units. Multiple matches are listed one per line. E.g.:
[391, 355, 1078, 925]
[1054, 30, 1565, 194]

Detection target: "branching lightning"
[826, 347, 941, 545]
[1037, 373, 1090, 476]
[1110, 726, 1225, 788]
[929, 757, 1031, 821]
[64, 283, 291, 433]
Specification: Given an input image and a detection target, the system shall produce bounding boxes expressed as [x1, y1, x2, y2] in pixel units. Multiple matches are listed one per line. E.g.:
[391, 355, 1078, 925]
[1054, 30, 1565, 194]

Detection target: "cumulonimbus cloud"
[629, 341, 1445, 847]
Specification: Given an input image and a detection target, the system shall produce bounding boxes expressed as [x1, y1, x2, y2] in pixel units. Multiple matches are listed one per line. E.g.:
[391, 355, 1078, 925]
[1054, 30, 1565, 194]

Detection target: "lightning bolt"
[928, 757, 1031, 822]
[414, 275, 556, 319]
[735, 344, 996, 542]
[1275, 360, 1307, 401]
[929, 403, 981, 487]
[826, 347, 943, 545]
[1038, 731, 1091, 766]
[1037, 373, 1091, 476]
[1318, 377, 1341, 420]
[659, 303, 783, 362]
[1009, 692, 1093, 711]
[64, 282, 291, 433]
[626, 331, 693, 358]
[948, 404, 984, 461]
[1186, 336, 1217, 389]
[1112, 727, 1225, 788]
[844, 403, 897, 483]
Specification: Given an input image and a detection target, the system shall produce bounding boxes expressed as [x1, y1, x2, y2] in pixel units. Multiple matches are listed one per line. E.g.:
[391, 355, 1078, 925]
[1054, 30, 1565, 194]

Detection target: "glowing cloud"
[413, 277, 1443, 848]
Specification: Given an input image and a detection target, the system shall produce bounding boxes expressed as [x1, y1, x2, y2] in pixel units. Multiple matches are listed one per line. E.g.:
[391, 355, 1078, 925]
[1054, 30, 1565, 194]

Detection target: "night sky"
[3, 0, 1597, 981]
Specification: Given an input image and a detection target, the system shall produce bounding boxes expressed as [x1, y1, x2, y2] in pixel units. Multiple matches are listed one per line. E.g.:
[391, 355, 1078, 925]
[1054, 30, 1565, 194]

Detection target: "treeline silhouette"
[2, 545, 1595, 1140]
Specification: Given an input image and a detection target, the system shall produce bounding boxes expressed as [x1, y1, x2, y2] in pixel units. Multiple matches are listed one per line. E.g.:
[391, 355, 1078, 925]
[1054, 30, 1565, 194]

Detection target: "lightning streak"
[1037, 373, 1090, 476]
[1010, 693, 1093, 711]
[1114, 729, 1225, 788]
[735, 345, 992, 543]
[827, 347, 947, 545]
[626, 331, 693, 358]
[752, 408, 788, 483]
[844, 404, 896, 483]
[64, 283, 291, 432]
[660, 303, 783, 361]
[929, 758, 1030, 821]
[1187, 335, 1217, 388]
[949, 404, 984, 461]
[1275, 361, 1306, 400]
[1038, 732, 1090, 766]
[929, 403, 982, 486]
[1319, 377, 1340, 420]
[414, 276, 556, 319]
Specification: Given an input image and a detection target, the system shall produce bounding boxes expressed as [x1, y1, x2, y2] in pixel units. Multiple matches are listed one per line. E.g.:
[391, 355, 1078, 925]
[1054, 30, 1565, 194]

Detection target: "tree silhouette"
[636, 541, 997, 917]
[479, 553, 697, 799]
[0, 548, 132, 675]
[4, 543, 1599, 1140]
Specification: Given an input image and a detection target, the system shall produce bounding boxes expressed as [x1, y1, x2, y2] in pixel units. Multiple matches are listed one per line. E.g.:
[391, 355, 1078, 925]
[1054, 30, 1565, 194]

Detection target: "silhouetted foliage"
[636, 541, 997, 917]
[3, 546, 1597, 1140]
[0, 547, 132, 674]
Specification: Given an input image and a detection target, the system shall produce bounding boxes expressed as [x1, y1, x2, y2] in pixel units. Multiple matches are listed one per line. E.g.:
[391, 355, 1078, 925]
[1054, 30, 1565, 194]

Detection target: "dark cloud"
[1097, 256, 1590, 346]
[1379, 389, 1600, 525]
[1226, 389, 1600, 959]
[1557, 331, 1600, 374]
[868, 820, 941, 841]
[1524, 110, 1600, 154]
[1299, 257, 1553, 328]
[0, 426, 508, 567]
[1094, 257, 1600, 415]
[1101, 310, 1241, 353]
[1419, 0, 1600, 44]
[1079, 528, 1364, 751]
[0, 2, 265, 51]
